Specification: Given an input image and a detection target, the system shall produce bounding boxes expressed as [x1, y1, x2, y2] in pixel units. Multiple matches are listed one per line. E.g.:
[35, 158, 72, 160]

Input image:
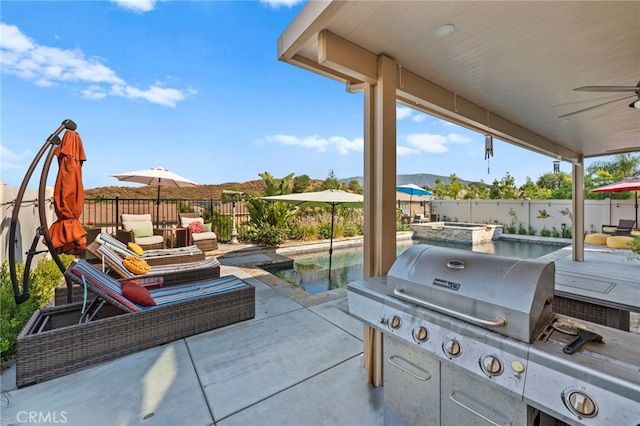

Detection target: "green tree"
[432, 174, 467, 199]
[489, 172, 519, 199]
[586, 154, 640, 200]
[348, 179, 364, 194]
[259, 171, 294, 196]
[292, 174, 311, 193]
[321, 170, 343, 190]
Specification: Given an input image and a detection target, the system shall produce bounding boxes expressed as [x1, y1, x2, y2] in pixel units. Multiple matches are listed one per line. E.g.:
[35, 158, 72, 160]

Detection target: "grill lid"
[387, 245, 555, 343]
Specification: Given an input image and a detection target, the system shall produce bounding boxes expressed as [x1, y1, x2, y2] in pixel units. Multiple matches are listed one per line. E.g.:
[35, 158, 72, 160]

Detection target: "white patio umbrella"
[261, 189, 364, 282]
[111, 167, 198, 227]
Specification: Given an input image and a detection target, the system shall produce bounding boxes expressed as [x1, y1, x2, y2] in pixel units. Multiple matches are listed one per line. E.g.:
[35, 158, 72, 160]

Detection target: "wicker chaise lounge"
[17, 259, 255, 388]
[55, 242, 221, 305]
[96, 232, 205, 265]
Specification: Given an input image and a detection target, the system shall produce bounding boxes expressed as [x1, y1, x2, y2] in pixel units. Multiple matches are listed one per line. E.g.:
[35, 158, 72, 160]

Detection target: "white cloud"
[0, 23, 192, 108]
[397, 145, 418, 156]
[110, 0, 157, 13]
[401, 132, 472, 155]
[268, 134, 363, 155]
[396, 105, 413, 120]
[406, 133, 449, 153]
[411, 114, 427, 123]
[447, 133, 472, 144]
[0, 145, 31, 171]
[260, 0, 305, 9]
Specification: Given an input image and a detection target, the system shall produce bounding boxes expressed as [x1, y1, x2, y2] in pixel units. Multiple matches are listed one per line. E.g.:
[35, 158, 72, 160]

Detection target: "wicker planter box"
[17, 281, 255, 388]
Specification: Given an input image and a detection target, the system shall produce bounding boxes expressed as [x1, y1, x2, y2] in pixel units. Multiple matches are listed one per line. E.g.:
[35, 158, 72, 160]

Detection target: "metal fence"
[81, 198, 251, 243]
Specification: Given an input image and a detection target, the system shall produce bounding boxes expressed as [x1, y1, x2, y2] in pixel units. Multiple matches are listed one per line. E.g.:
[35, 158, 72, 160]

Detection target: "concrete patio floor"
[1, 237, 638, 425]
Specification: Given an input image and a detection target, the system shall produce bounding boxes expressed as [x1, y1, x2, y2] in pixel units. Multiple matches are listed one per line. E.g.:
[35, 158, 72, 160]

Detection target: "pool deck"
[1, 234, 638, 425]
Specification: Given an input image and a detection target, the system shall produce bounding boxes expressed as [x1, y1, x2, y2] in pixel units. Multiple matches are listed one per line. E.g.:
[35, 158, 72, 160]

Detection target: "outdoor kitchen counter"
[541, 246, 639, 331]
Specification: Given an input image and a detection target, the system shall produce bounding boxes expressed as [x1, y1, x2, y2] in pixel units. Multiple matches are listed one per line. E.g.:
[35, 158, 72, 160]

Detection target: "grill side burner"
[348, 245, 640, 426]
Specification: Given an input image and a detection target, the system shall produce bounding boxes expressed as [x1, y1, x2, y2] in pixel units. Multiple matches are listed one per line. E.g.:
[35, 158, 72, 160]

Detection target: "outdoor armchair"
[178, 213, 218, 252]
[602, 219, 636, 236]
[116, 213, 165, 249]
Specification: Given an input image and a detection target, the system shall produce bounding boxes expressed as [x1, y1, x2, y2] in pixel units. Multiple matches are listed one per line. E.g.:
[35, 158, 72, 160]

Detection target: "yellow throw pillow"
[122, 256, 150, 275]
[128, 242, 144, 256]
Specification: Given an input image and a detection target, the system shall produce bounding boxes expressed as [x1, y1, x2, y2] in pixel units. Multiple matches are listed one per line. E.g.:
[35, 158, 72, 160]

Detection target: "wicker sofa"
[17, 259, 255, 388]
[177, 213, 219, 251]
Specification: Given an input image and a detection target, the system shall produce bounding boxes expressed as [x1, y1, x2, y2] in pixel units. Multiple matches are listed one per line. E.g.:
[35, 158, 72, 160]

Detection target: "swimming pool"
[272, 238, 568, 294]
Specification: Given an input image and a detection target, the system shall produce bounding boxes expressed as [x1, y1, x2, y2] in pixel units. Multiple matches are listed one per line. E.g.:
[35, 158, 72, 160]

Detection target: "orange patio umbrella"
[48, 130, 87, 254]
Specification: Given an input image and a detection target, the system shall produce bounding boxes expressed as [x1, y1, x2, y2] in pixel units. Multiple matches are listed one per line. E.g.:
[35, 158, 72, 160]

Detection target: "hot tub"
[410, 222, 502, 244]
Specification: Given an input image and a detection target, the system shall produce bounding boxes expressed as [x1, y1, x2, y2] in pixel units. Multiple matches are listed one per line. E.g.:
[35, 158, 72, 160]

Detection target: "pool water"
[272, 239, 568, 294]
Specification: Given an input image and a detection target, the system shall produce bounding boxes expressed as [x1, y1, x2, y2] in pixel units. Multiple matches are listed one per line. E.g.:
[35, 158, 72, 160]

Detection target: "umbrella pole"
[635, 191, 638, 228]
[156, 185, 161, 229]
[329, 204, 335, 285]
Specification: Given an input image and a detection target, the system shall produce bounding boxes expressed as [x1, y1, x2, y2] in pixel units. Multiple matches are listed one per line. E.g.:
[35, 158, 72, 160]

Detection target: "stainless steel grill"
[348, 245, 640, 426]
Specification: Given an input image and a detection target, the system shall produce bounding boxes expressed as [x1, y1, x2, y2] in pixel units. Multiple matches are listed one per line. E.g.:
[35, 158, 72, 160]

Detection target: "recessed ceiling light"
[435, 24, 455, 38]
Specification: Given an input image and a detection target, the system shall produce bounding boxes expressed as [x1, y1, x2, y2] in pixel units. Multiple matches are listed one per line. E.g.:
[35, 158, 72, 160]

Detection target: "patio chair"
[116, 213, 165, 250]
[16, 258, 254, 387]
[178, 213, 218, 252]
[602, 219, 636, 236]
[95, 232, 205, 266]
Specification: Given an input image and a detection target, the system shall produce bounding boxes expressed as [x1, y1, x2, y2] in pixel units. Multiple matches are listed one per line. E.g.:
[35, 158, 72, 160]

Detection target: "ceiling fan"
[558, 81, 640, 118]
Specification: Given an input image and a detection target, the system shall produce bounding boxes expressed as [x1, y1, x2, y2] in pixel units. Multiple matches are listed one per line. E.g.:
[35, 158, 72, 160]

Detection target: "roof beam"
[318, 31, 378, 85]
[396, 66, 580, 163]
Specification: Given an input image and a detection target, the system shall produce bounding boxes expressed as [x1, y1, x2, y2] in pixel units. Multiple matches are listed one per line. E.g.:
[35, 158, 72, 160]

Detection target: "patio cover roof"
[278, 0, 640, 387]
[278, 1, 639, 161]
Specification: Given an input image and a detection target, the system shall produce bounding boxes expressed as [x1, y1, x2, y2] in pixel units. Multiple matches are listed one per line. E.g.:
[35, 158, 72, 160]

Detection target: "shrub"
[517, 222, 527, 235]
[551, 227, 561, 238]
[540, 226, 551, 237]
[343, 222, 357, 237]
[1, 255, 74, 363]
[527, 226, 536, 236]
[248, 224, 287, 246]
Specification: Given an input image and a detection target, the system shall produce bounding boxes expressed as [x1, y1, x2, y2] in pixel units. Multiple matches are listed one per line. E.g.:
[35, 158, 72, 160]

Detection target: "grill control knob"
[413, 327, 429, 342]
[567, 391, 598, 417]
[389, 315, 402, 330]
[444, 340, 462, 357]
[481, 356, 503, 376]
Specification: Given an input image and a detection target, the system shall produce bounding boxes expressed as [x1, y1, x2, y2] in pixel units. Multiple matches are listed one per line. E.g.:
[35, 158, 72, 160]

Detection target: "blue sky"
[1, 0, 594, 190]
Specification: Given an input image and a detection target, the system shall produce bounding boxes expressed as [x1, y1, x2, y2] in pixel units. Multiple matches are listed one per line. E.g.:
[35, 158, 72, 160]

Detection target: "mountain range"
[342, 173, 477, 188]
[84, 173, 470, 200]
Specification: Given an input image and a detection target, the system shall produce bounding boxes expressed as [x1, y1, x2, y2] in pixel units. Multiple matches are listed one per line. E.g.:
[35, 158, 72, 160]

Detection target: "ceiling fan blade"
[575, 86, 639, 92]
[558, 95, 636, 118]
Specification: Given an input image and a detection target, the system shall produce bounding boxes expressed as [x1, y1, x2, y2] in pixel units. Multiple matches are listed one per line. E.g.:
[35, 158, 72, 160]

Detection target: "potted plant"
[82, 221, 100, 244]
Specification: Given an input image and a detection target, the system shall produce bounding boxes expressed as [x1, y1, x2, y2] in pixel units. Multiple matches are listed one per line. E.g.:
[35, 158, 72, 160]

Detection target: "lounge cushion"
[584, 233, 608, 245]
[192, 231, 217, 242]
[121, 281, 156, 306]
[181, 216, 204, 228]
[606, 236, 635, 249]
